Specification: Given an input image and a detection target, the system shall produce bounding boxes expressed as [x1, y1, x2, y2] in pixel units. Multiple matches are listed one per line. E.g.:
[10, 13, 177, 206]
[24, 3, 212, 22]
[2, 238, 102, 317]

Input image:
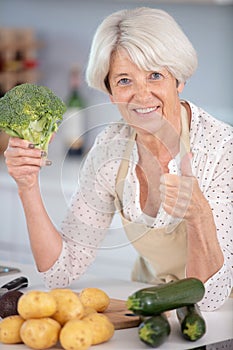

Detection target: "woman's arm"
[159, 144, 233, 310]
[160, 153, 224, 282]
[4, 137, 63, 271]
[4, 133, 118, 288]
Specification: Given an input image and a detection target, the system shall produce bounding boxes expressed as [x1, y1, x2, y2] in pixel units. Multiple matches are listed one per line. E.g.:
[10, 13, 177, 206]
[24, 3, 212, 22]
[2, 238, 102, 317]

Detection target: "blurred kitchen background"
[0, 0, 232, 279]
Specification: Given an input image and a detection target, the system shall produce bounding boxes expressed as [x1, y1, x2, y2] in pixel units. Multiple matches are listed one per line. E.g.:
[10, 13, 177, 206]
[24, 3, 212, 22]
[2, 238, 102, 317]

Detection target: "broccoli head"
[0, 83, 66, 151]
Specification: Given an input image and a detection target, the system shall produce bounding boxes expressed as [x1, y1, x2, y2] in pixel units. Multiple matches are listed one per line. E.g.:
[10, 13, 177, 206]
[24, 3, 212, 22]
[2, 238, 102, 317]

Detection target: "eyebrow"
[111, 73, 129, 80]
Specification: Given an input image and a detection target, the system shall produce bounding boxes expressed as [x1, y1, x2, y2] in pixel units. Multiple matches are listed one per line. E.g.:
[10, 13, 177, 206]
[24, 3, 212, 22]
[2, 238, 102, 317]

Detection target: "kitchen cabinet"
[0, 27, 42, 95]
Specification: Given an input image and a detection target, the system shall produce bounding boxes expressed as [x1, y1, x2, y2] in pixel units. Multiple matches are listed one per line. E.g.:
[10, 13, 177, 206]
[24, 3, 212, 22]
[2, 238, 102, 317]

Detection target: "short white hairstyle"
[86, 7, 198, 94]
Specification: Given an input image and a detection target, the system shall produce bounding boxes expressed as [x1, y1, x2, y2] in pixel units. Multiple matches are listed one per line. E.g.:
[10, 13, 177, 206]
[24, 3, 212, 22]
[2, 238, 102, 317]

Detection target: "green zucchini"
[176, 304, 206, 341]
[138, 314, 171, 348]
[127, 278, 205, 316]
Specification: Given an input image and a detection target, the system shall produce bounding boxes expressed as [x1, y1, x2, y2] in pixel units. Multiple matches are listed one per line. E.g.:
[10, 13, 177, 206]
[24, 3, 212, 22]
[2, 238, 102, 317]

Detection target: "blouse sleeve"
[39, 137, 117, 288]
[194, 136, 233, 311]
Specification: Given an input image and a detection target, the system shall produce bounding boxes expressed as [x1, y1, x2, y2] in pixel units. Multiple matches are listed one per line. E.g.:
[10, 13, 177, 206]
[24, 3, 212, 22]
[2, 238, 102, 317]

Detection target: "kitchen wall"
[1, 0, 233, 148]
[0, 0, 232, 268]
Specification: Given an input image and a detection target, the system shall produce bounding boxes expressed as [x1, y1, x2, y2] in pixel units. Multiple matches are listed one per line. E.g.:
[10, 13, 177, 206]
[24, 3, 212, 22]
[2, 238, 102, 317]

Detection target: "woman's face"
[108, 49, 184, 136]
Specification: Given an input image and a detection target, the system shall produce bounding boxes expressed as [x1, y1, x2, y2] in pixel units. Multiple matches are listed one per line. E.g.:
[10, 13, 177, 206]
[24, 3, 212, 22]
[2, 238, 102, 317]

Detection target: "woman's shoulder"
[188, 101, 233, 148]
[86, 120, 134, 167]
[94, 119, 133, 145]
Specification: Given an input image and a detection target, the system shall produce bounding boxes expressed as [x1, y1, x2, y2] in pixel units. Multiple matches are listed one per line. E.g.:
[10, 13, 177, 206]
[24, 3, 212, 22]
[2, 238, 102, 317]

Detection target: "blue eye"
[118, 78, 130, 85]
[151, 72, 162, 80]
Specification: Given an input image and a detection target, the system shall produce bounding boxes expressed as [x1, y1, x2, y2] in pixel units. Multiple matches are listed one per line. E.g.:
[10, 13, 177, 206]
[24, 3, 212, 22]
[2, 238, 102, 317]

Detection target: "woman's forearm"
[160, 169, 225, 283]
[18, 183, 63, 272]
[185, 205, 224, 283]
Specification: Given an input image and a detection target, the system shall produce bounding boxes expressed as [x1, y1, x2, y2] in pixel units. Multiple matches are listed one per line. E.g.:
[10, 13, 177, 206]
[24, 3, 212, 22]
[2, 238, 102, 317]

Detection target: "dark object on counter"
[138, 314, 171, 348]
[0, 290, 23, 318]
[176, 304, 206, 341]
[0, 276, 28, 292]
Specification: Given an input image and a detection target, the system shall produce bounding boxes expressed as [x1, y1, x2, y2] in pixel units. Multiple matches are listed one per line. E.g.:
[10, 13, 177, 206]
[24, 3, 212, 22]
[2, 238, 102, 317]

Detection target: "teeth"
[135, 107, 156, 114]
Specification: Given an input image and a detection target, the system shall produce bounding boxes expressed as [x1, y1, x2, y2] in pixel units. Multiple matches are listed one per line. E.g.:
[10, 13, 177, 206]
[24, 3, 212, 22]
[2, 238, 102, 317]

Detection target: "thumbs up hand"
[159, 152, 204, 220]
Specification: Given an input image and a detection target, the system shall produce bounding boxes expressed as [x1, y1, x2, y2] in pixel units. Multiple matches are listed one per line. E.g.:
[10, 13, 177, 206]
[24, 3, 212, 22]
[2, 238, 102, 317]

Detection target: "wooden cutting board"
[103, 298, 141, 330]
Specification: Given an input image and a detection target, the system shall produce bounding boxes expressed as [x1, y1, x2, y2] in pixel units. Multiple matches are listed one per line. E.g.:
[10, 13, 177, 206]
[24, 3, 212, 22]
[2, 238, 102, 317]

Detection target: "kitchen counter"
[0, 260, 232, 350]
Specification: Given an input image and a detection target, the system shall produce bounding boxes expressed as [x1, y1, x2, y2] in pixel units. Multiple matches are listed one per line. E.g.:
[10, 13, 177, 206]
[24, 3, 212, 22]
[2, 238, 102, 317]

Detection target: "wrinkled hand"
[159, 152, 205, 221]
[4, 137, 50, 191]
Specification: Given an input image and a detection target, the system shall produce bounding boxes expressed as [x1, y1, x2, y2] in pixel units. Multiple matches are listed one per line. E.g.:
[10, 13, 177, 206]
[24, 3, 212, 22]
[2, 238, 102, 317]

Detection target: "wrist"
[18, 181, 40, 199]
[186, 197, 213, 230]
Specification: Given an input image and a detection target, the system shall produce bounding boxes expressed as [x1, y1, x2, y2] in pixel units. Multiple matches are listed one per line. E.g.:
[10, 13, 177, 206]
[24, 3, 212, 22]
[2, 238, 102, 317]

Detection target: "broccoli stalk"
[0, 83, 66, 152]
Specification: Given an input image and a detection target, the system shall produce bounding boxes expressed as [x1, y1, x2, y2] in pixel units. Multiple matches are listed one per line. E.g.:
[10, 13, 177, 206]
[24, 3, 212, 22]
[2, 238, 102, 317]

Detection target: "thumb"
[180, 152, 193, 176]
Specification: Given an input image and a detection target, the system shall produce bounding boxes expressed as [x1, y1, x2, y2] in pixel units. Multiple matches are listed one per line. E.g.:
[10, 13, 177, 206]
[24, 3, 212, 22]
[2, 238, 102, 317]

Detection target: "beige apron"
[114, 105, 190, 284]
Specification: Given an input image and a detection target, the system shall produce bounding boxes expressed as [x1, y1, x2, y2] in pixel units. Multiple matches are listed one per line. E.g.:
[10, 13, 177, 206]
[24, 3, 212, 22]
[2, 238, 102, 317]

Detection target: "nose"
[133, 80, 154, 104]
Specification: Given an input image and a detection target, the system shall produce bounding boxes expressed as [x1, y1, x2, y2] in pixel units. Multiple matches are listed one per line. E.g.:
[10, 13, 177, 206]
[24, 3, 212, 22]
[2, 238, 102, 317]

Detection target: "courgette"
[138, 314, 171, 348]
[176, 304, 206, 341]
[127, 278, 205, 316]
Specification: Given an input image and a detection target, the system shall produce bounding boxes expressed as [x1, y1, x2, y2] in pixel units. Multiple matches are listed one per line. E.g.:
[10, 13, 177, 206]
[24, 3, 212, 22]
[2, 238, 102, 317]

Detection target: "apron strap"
[180, 102, 191, 158]
[115, 129, 136, 205]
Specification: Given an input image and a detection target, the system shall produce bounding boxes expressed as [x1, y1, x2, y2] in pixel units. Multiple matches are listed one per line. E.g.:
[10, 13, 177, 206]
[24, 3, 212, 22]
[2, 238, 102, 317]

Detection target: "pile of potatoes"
[0, 287, 115, 350]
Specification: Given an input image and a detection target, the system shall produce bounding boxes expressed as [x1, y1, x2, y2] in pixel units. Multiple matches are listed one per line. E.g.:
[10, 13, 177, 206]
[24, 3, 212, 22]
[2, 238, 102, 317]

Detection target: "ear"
[177, 82, 185, 93]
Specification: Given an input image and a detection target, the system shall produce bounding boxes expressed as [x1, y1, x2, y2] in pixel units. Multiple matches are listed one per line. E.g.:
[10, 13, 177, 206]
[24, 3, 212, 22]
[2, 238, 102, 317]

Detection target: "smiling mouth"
[134, 106, 159, 115]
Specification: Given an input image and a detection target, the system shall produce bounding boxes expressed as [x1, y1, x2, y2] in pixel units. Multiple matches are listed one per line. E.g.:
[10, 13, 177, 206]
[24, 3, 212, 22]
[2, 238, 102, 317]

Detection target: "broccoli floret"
[0, 83, 66, 151]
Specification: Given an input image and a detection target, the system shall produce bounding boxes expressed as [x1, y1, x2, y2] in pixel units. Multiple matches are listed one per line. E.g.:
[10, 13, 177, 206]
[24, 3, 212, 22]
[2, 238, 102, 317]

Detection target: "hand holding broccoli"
[0, 83, 66, 152]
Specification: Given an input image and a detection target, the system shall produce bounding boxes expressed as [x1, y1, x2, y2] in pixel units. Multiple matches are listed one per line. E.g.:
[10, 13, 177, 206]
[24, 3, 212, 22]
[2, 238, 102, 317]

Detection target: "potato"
[83, 306, 97, 317]
[83, 313, 114, 345]
[0, 315, 24, 344]
[20, 317, 61, 350]
[17, 290, 57, 319]
[60, 319, 92, 350]
[49, 288, 84, 325]
[79, 287, 110, 312]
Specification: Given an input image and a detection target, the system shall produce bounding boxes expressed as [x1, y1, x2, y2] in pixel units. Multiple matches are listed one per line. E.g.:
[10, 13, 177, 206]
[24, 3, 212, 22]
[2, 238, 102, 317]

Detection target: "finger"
[8, 164, 41, 177]
[8, 137, 34, 149]
[5, 145, 45, 160]
[160, 173, 179, 187]
[6, 152, 51, 167]
[160, 175, 193, 218]
[159, 182, 176, 199]
[180, 152, 193, 177]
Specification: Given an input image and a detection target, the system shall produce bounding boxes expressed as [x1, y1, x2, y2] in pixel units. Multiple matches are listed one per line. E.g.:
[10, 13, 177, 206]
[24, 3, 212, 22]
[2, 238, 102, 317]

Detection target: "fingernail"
[41, 150, 47, 157]
[45, 160, 52, 166]
[28, 143, 35, 149]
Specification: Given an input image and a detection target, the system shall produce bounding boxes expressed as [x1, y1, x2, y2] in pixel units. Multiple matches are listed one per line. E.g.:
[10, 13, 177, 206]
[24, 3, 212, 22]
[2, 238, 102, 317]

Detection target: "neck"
[136, 117, 181, 162]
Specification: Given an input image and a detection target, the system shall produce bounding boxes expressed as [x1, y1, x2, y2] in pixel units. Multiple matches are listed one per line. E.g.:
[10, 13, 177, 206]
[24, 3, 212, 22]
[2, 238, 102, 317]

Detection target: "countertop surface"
[0, 260, 232, 350]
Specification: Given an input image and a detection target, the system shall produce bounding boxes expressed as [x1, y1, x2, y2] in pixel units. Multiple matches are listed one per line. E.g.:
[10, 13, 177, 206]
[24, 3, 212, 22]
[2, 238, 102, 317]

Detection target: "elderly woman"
[4, 7, 232, 311]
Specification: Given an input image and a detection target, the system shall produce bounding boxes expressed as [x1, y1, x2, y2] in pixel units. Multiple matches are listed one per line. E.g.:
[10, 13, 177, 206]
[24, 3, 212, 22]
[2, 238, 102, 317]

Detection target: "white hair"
[86, 7, 198, 94]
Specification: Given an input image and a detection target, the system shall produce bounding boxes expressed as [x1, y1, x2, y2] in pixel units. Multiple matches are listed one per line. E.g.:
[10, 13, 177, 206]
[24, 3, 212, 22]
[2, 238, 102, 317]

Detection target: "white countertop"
[0, 260, 232, 350]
